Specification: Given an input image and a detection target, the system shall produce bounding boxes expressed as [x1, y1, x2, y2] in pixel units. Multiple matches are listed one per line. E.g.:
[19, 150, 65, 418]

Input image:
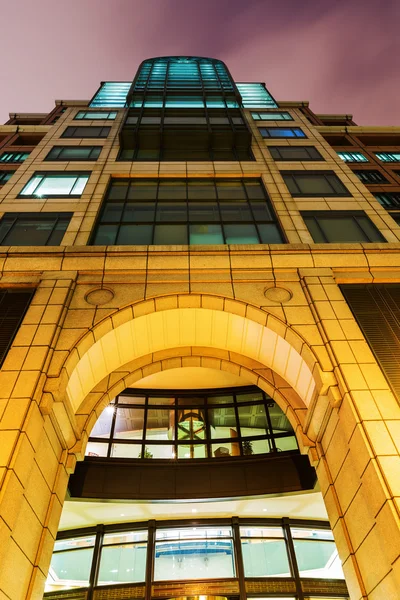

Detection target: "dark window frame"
[18, 172, 91, 199]
[282, 171, 351, 197]
[87, 385, 298, 461]
[75, 110, 117, 120]
[61, 126, 111, 139]
[259, 127, 306, 139]
[354, 170, 389, 184]
[269, 146, 324, 161]
[301, 210, 386, 243]
[44, 146, 102, 161]
[90, 178, 285, 246]
[0, 212, 73, 246]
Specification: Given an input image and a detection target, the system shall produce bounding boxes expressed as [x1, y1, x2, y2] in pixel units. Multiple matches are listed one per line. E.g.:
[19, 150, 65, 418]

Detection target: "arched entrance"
[0, 294, 398, 599]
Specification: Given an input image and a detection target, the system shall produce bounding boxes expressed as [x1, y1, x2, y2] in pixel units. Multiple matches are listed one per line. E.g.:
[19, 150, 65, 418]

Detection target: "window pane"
[102, 202, 124, 222]
[209, 407, 238, 439]
[240, 526, 284, 538]
[3, 218, 54, 245]
[258, 223, 283, 243]
[236, 391, 264, 403]
[144, 444, 175, 459]
[47, 547, 94, 590]
[189, 224, 223, 244]
[318, 216, 367, 243]
[212, 442, 240, 458]
[293, 540, 344, 579]
[224, 224, 258, 244]
[245, 181, 265, 199]
[296, 175, 333, 195]
[216, 181, 246, 199]
[241, 538, 291, 577]
[108, 182, 129, 200]
[154, 536, 235, 580]
[123, 202, 155, 222]
[148, 397, 175, 405]
[114, 408, 145, 440]
[97, 542, 147, 585]
[238, 404, 268, 437]
[146, 409, 174, 440]
[207, 394, 233, 404]
[357, 216, 384, 242]
[153, 224, 187, 244]
[111, 443, 142, 458]
[93, 224, 118, 245]
[158, 180, 186, 200]
[188, 181, 217, 200]
[85, 441, 108, 457]
[90, 405, 114, 438]
[35, 176, 78, 196]
[274, 435, 298, 451]
[188, 202, 219, 221]
[156, 202, 187, 222]
[220, 201, 252, 221]
[117, 224, 153, 244]
[177, 444, 207, 459]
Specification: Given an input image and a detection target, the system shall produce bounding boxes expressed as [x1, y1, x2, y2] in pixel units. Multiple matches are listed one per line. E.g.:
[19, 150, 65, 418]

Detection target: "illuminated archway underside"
[51, 295, 336, 460]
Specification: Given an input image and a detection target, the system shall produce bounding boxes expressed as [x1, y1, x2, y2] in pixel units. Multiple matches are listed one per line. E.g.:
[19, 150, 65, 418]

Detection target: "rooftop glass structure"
[90, 56, 277, 109]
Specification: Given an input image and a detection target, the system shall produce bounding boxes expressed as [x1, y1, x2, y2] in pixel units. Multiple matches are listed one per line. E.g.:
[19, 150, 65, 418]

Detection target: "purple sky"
[1, 0, 399, 125]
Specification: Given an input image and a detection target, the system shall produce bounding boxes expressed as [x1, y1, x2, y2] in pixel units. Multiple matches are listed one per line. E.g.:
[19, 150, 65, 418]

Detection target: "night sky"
[1, 0, 399, 125]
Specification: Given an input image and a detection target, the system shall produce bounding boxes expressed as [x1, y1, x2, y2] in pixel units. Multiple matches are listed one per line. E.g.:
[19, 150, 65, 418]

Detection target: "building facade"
[0, 57, 399, 600]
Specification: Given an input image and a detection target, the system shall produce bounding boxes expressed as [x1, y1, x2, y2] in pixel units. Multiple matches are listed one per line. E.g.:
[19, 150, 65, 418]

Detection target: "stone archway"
[1, 293, 398, 599]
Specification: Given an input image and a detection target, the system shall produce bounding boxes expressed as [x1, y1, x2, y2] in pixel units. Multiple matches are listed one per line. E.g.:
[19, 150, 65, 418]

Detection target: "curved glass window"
[86, 386, 298, 460]
[44, 519, 346, 596]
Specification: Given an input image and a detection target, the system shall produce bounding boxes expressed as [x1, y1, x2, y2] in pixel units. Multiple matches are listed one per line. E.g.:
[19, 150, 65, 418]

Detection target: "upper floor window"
[337, 151, 368, 163]
[375, 152, 400, 163]
[0, 171, 14, 184]
[354, 170, 389, 184]
[259, 127, 306, 139]
[75, 110, 117, 120]
[90, 178, 284, 246]
[0, 151, 30, 163]
[19, 173, 90, 198]
[302, 211, 385, 243]
[269, 146, 323, 161]
[61, 126, 110, 139]
[282, 171, 350, 197]
[251, 111, 293, 121]
[0, 213, 72, 246]
[86, 386, 298, 460]
[45, 146, 102, 161]
[374, 192, 400, 209]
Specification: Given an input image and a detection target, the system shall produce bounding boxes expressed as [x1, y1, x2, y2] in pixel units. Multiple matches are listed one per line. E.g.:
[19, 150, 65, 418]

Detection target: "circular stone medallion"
[85, 287, 114, 306]
[263, 286, 292, 304]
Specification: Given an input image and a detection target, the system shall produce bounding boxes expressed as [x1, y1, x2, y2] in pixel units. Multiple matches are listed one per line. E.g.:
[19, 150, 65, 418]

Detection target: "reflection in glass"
[293, 540, 345, 579]
[238, 404, 268, 437]
[114, 408, 144, 440]
[46, 537, 95, 592]
[241, 538, 291, 577]
[97, 542, 147, 585]
[154, 528, 235, 581]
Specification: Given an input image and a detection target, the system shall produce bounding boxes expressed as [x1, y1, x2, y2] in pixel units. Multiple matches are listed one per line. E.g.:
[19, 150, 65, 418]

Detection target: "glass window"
[375, 152, 400, 163]
[92, 179, 283, 247]
[0, 151, 30, 163]
[282, 172, 350, 196]
[269, 146, 323, 161]
[46, 536, 95, 591]
[86, 387, 298, 461]
[0, 213, 71, 246]
[251, 111, 293, 121]
[20, 173, 89, 197]
[302, 212, 385, 243]
[259, 127, 306, 138]
[292, 527, 345, 579]
[45, 146, 101, 161]
[114, 408, 145, 440]
[154, 527, 235, 581]
[97, 531, 147, 586]
[62, 126, 110, 138]
[337, 151, 368, 163]
[75, 110, 117, 120]
[241, 533, 291, 577]
[0, 171, 14, 184]
[224, 223, 259, 244]
[354, 170, 389, 184]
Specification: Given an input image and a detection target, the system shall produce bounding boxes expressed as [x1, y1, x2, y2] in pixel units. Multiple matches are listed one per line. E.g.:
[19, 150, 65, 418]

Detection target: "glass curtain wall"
[44, 519, 346, 596]
[85, 386, 298, 460]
